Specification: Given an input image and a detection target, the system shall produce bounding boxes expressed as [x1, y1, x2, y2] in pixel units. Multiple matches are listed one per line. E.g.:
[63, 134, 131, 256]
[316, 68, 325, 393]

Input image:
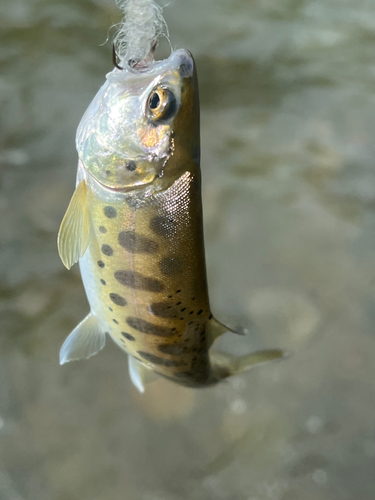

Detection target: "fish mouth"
[107, 48, 194, 82]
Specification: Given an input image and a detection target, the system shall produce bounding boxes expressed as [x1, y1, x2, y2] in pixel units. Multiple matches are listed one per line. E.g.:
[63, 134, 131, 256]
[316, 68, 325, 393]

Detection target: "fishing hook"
[112, 44, 124, 70]
[112, 39, 157, 71]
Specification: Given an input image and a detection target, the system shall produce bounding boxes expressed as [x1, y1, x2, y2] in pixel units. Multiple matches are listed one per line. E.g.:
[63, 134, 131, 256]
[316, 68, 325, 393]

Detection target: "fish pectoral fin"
[128, 355, 158, 394]
[60, 313, 106, 364]
[57, 180, 90, 270]
[206, 316, 247, 348]
[210, 348, 286, 381]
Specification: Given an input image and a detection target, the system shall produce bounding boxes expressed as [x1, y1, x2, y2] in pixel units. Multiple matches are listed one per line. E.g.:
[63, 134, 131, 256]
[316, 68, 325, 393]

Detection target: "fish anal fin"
[57, 180, 90, 270]
[60, 313, 106, 364]
[128, 355, 158, 393]
[210, 348, 286, 381]
[206, 316, 247, 348]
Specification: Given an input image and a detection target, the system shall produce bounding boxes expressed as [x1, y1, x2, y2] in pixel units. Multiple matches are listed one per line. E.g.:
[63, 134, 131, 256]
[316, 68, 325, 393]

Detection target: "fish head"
[76, 49, 199, 191]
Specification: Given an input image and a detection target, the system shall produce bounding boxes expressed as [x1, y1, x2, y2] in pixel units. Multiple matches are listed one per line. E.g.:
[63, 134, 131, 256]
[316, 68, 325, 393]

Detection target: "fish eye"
[147, 86, 177, 123]
[149, 92, 160, 110]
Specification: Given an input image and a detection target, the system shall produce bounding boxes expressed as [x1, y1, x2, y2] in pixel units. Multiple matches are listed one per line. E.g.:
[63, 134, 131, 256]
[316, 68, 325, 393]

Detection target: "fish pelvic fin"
[206, 316, 247, 349]
[210, 348, 286, 382]
[57, 180, 90, 270]
[128, 355, 158, 393]
[60, 313, 106, 364]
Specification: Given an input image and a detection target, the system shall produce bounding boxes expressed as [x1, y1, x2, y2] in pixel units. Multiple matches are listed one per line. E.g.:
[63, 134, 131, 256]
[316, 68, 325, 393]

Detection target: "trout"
[57, 49, 283, 392]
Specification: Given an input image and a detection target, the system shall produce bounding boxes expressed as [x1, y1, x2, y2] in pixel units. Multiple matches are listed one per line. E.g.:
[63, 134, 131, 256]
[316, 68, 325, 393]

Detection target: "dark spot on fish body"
[121, 332, 135, 341]
[158, 343, 185, 355]
[159, 256, 183, 275]
[150, 216, 176, 237]
[113, 319, 118, 324]
[97, 260, 105, 268]
[101, 244, 113, 256]
[99, 226, 107, 233]
[109, 293, 127, 306]
[137, 351, 183, 367]
[104, 206, 117, 219]
[118, 231, 158, 254]
[109, 307, 113, 312]
[149, 302, 178, 318]
[114, 270, 164, 292]
[126, 317, 174, 337]
[100, 279, 106, 285]
[125, 160, 137, 172]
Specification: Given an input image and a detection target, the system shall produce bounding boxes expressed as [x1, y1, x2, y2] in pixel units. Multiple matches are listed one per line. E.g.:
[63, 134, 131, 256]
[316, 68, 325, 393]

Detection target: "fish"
[57, 48, 284, 392]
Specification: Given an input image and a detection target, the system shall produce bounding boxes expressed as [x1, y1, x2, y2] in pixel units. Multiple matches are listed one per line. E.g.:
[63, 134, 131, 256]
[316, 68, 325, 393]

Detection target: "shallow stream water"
[1, 0, 375, 499]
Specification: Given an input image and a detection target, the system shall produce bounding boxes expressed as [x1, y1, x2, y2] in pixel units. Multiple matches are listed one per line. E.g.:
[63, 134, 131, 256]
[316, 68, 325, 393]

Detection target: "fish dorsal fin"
[60, 313, 106, 364]
[210, 349, 286, 381]
[128, 355, 158, 393]
[206, 316, 247, 348]
[58, 180, 90, 269]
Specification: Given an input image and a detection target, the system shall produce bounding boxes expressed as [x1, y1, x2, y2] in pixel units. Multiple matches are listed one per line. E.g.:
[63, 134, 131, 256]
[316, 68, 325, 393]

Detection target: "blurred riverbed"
[1, 0, 375, 498]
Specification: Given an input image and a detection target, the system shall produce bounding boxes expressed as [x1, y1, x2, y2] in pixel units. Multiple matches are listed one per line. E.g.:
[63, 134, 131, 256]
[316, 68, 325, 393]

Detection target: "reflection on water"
[1, 0, 375, 498]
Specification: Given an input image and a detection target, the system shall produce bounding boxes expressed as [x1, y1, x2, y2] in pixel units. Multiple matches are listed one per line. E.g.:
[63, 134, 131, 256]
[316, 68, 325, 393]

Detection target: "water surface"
[1, 0, 375, 499]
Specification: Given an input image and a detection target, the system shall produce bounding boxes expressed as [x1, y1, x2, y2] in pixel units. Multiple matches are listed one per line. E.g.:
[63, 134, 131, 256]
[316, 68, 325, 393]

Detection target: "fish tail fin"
[210, 348, 287, 382]
[60, 313, 106, 365]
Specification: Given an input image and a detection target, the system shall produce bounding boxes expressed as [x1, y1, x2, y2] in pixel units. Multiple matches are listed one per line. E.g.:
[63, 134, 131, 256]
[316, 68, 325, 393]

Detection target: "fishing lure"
[57, 0, 284, 392]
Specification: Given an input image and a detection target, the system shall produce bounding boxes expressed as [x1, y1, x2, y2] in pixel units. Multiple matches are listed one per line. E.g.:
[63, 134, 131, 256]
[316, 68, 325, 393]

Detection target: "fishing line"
[114, 0, 171, 69]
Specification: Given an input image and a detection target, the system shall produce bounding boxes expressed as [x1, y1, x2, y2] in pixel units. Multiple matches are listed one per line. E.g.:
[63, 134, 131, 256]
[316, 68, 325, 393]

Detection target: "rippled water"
[1, 0, 375, 499]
